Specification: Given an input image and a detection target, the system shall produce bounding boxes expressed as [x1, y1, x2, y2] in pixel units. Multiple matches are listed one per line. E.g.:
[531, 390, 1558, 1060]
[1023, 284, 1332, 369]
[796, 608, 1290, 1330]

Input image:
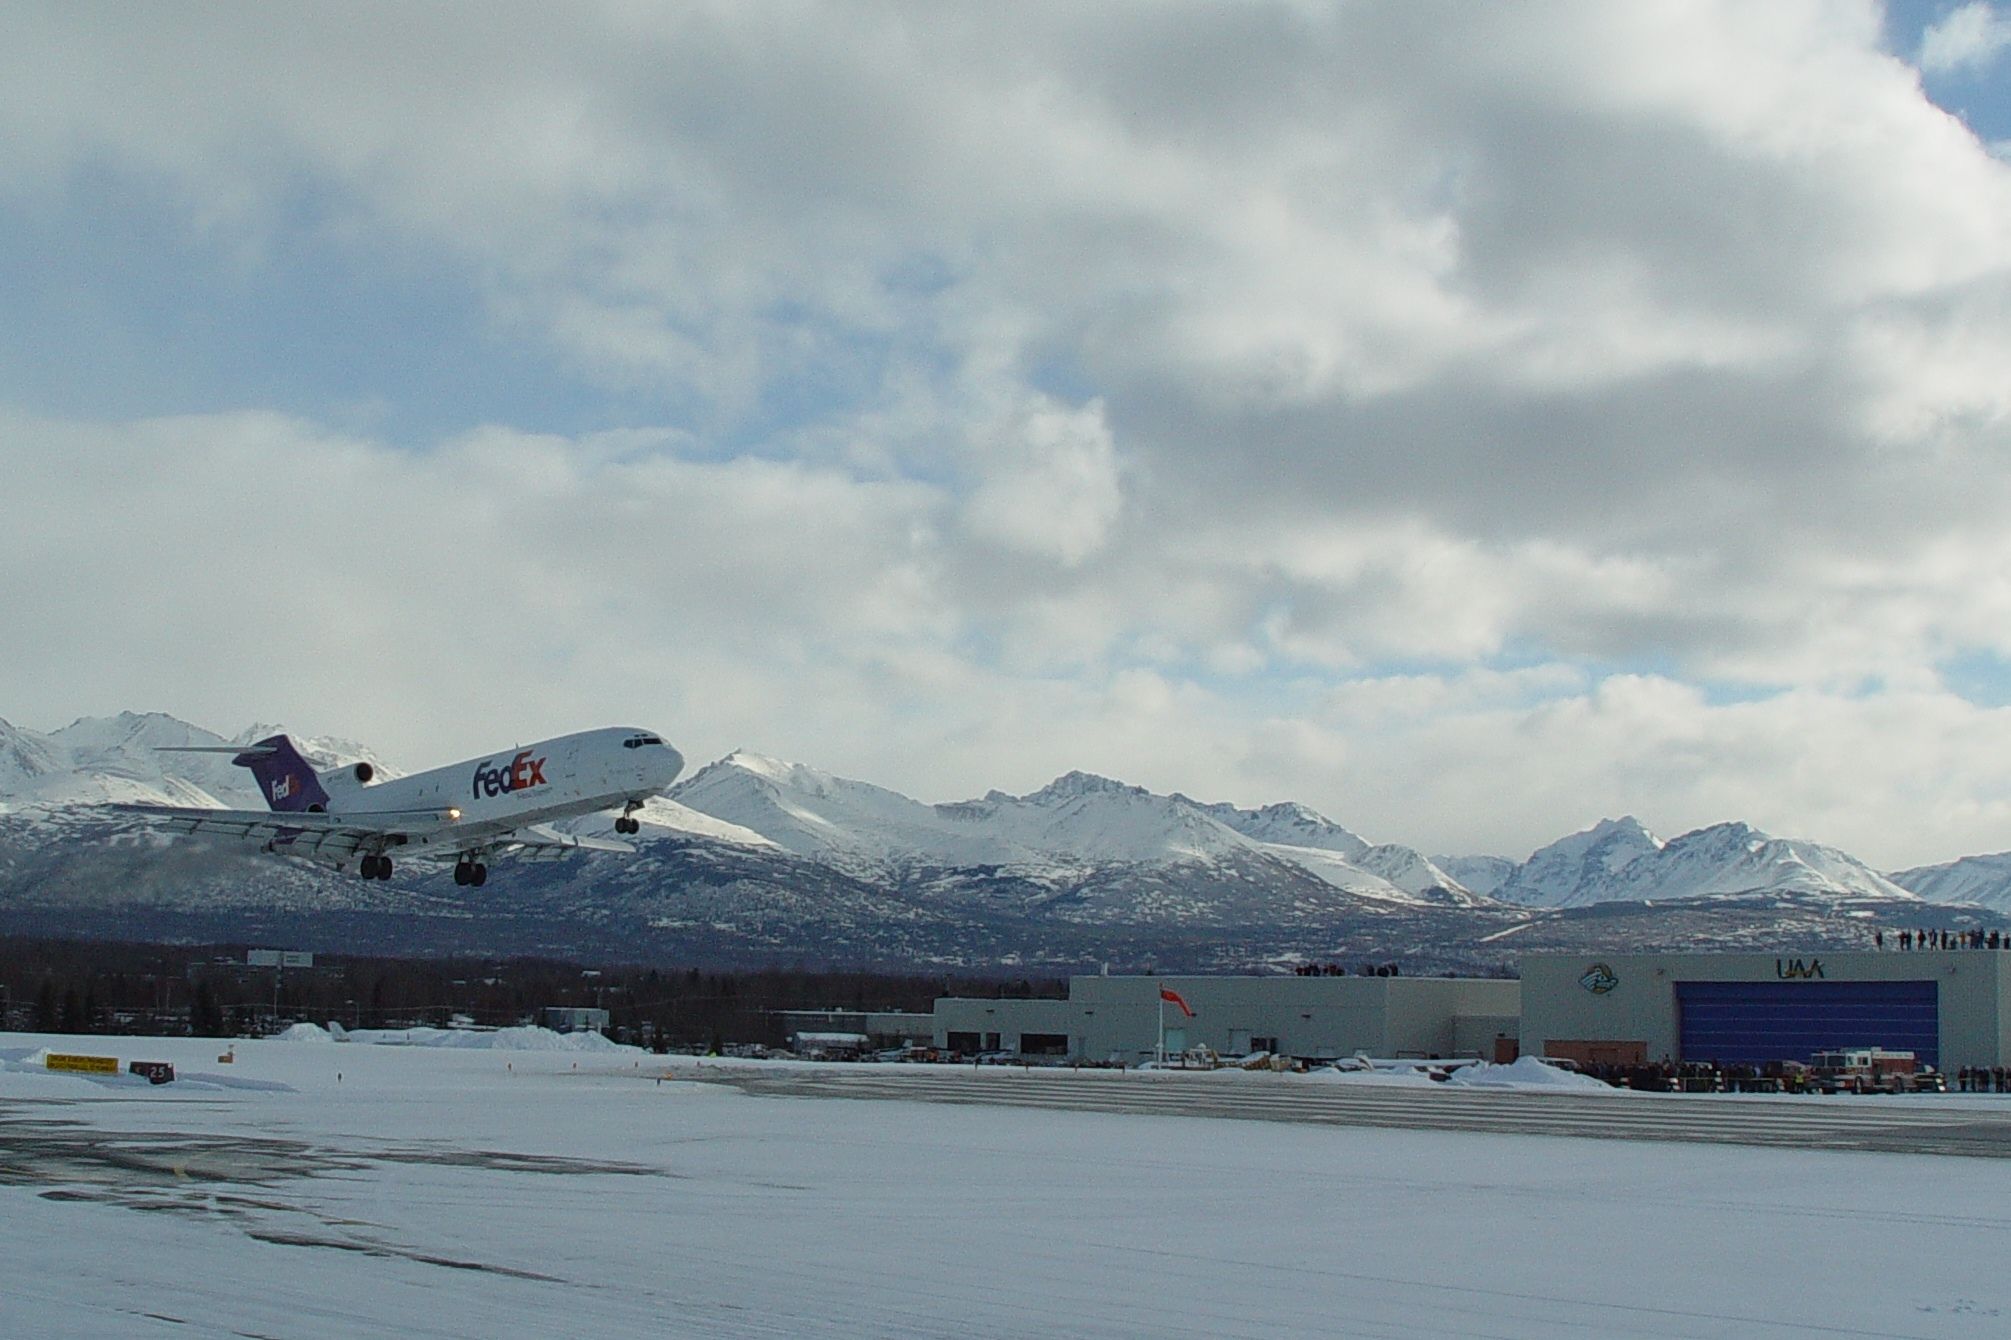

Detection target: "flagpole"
[1157, 984, 1165, 1066]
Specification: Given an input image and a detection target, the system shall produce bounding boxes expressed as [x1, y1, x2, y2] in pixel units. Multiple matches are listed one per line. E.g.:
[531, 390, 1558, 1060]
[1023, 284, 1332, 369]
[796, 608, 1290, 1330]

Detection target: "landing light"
[448, 808, 462, 820]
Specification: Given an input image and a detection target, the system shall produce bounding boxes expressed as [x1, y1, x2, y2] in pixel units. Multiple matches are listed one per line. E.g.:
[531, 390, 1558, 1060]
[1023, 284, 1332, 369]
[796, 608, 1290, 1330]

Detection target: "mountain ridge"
[1, 711, 2008, 970]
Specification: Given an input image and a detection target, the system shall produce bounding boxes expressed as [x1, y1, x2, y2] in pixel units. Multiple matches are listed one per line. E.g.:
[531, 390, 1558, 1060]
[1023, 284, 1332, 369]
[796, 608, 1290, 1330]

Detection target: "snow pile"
[1307, 1067, 1441, 1087]
[175, 1072, 297, 1093]
[0, 1045, 153, 1088]
[276, 1022, 334, 1043]
[1446, 1057, 1613, 1091]
[288, 1024, 641, 1053]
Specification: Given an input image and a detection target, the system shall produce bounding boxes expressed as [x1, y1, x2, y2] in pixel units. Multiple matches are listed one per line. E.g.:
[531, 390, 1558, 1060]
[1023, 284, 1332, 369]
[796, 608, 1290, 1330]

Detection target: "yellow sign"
[45, 1053, 119, 1075]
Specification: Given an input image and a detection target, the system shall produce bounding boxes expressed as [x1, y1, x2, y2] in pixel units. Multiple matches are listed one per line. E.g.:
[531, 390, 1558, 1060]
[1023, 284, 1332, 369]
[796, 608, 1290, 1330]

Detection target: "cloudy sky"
[4, 1, 2011, 867]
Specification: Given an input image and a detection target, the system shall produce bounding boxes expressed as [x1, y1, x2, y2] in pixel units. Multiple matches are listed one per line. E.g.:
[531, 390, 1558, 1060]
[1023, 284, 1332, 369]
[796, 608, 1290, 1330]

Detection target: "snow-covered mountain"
[1350, 845, 1471, 900]
[668, 756, 1267, 872]
[1434, 854, 1516, 897]
[0, 714, 1954, 916]
[0, 712, 381, 814]
[663, 752, 980, 868]
[661, 753, 1481, 907]
[1, 712, 244, 810]
[1491, 816, 1914, 909]
[1603, 822, 1915, 903]
[1, 709, 2000, 970]
[1492, 816, 1666, 908]
[1187, 799, 1372, 859]
[1891, 853, 2011, 914]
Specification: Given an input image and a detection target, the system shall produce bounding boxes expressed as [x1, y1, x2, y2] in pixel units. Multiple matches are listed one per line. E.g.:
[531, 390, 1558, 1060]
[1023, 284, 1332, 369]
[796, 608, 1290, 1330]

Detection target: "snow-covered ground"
[3, 1031, 2009, 1337]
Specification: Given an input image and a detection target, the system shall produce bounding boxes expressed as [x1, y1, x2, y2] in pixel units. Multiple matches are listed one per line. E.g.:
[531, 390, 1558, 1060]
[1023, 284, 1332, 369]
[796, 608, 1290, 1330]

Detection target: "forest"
[0, 936, 1064, 1050]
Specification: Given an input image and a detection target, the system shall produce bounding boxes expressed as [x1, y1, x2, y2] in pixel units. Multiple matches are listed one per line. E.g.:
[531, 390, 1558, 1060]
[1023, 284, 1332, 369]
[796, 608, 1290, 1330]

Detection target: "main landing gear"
[359, 854, 394, 880]
[614, 800, 645, 835]
[453, 859, 489, 887]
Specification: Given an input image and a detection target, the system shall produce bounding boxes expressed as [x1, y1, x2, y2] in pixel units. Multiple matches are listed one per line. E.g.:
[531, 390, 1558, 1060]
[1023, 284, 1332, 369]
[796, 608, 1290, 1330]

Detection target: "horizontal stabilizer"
[156, 744, 278, 757]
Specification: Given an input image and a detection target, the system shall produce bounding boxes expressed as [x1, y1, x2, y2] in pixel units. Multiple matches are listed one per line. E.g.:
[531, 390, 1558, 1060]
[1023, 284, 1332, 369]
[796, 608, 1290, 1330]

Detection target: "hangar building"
[933, 974, 1520, 1064]
[1521, 950, 2011, 1071]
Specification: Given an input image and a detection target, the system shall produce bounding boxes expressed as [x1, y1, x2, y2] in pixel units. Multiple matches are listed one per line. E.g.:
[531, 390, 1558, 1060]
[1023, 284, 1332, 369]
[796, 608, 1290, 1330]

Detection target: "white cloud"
[962, 396, 1124, 565]
[1294, 671, 2011, 870]
[0, 408, 953, 768]
[6, 5, 2011, 863]
[1920, 2, 2011, 74]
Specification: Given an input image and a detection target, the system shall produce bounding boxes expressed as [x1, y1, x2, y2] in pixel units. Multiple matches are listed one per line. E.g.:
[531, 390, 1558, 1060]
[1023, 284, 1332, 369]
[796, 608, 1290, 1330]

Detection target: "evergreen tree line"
[0, 936, 1065, 1047]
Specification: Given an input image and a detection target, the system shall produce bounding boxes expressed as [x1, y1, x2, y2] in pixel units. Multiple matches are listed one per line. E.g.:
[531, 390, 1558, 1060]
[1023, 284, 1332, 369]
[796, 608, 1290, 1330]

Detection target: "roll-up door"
[1675, 980, 1938, 1067]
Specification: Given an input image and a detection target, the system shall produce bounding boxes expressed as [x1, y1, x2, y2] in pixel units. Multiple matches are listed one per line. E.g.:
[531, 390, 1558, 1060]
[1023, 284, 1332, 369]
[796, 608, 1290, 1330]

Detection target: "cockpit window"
[623, 734, 665, 749]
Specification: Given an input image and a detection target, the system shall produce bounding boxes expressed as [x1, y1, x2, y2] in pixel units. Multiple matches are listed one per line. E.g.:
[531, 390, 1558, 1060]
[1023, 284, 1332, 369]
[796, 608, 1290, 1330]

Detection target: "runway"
[697, 1065, 2011, 1158]
[12, 1037, 2011, 1339]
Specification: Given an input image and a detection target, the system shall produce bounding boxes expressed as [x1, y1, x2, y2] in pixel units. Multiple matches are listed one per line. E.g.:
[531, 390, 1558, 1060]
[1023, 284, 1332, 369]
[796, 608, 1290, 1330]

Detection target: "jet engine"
[317, 760, 378, 793]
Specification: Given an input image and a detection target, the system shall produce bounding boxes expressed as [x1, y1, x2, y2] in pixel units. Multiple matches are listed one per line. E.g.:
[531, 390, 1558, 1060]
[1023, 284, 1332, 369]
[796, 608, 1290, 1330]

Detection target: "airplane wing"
[499, 824, 636, 862]
[106, 805, 633, 867]
[105, 803, 457, 863]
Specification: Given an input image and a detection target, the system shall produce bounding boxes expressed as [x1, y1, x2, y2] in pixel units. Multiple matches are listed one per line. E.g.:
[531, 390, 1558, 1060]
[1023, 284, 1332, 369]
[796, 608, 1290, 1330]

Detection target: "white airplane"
[113, 726, 685, 886]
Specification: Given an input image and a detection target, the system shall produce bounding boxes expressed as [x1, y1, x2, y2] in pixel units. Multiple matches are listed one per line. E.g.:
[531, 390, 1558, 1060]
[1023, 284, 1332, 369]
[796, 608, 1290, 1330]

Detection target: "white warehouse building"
[933, 974, 1520, 1064]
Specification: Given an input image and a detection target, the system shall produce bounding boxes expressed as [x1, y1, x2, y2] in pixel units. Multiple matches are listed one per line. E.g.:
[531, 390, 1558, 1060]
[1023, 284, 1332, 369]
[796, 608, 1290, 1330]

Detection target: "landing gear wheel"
[361, 854, 381, 879]
[615, 816, 639, 835]
[375, 855, 393, 880]
[453, 861, 471, 886]
[470, 862, 488, 888]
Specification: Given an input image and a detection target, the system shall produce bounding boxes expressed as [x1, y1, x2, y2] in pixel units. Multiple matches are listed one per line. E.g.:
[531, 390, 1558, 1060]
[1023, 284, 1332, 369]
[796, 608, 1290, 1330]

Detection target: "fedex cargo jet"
[114, 726, 684, 885]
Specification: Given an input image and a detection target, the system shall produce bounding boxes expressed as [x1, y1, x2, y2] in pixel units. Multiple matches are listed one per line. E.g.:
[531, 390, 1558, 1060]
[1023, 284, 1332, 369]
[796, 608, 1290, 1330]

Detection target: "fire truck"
[1808, 1047, 1942, 1094]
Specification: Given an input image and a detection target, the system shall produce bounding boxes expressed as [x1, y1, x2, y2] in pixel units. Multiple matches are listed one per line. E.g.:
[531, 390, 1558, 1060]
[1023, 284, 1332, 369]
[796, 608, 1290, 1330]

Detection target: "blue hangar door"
[1675, 980, 1939, 1067]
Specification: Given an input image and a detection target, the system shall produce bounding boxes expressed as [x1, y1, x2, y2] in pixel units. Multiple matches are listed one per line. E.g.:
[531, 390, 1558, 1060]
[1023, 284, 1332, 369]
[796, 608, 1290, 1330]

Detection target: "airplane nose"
[659, 746, 686, 788]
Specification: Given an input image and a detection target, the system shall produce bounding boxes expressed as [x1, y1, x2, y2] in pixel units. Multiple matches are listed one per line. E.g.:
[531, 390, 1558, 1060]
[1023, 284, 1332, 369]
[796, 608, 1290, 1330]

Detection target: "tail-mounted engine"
[317, 760, 378, 794]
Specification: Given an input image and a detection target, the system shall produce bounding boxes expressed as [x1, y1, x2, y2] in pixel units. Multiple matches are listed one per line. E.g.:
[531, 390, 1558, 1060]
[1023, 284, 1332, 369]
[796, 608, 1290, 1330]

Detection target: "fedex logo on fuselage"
[472, 750, 548, 800]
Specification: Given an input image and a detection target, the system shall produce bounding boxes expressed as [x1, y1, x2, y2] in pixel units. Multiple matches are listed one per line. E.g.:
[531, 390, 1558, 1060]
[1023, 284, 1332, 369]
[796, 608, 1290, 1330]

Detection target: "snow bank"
[313, 1025, 641, 1054]
[1307, 1067, 1441, 1087]
[0, 1046, 156, 1088]
[172, 1072, 296, 1093]
[1446, 1057, 1613, 1091]
[275, 1023, 334, 1043]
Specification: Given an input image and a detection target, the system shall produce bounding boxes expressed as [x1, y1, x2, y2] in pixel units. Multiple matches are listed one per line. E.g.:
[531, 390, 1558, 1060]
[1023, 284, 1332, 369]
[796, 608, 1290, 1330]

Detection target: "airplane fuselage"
[328, 726, 685, 854]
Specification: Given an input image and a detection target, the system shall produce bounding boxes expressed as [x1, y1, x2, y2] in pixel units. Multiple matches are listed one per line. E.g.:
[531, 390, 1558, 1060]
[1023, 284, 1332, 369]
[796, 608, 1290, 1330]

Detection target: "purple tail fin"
[234, 735, 330, 813]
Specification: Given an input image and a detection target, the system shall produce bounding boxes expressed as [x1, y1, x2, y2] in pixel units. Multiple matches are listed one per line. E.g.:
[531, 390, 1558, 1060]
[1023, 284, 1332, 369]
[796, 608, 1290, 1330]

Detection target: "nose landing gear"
[615, 800, 645, 835]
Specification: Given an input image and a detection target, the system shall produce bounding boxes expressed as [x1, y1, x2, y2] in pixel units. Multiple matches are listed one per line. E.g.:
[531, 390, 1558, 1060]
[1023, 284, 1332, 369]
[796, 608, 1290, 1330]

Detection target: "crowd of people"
[1290, 962, 1403, 977]
[1572, 1059, 1949, 1094]
[1877, 928, 2008, 949]
[1955, 1067, 2011, 1092]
